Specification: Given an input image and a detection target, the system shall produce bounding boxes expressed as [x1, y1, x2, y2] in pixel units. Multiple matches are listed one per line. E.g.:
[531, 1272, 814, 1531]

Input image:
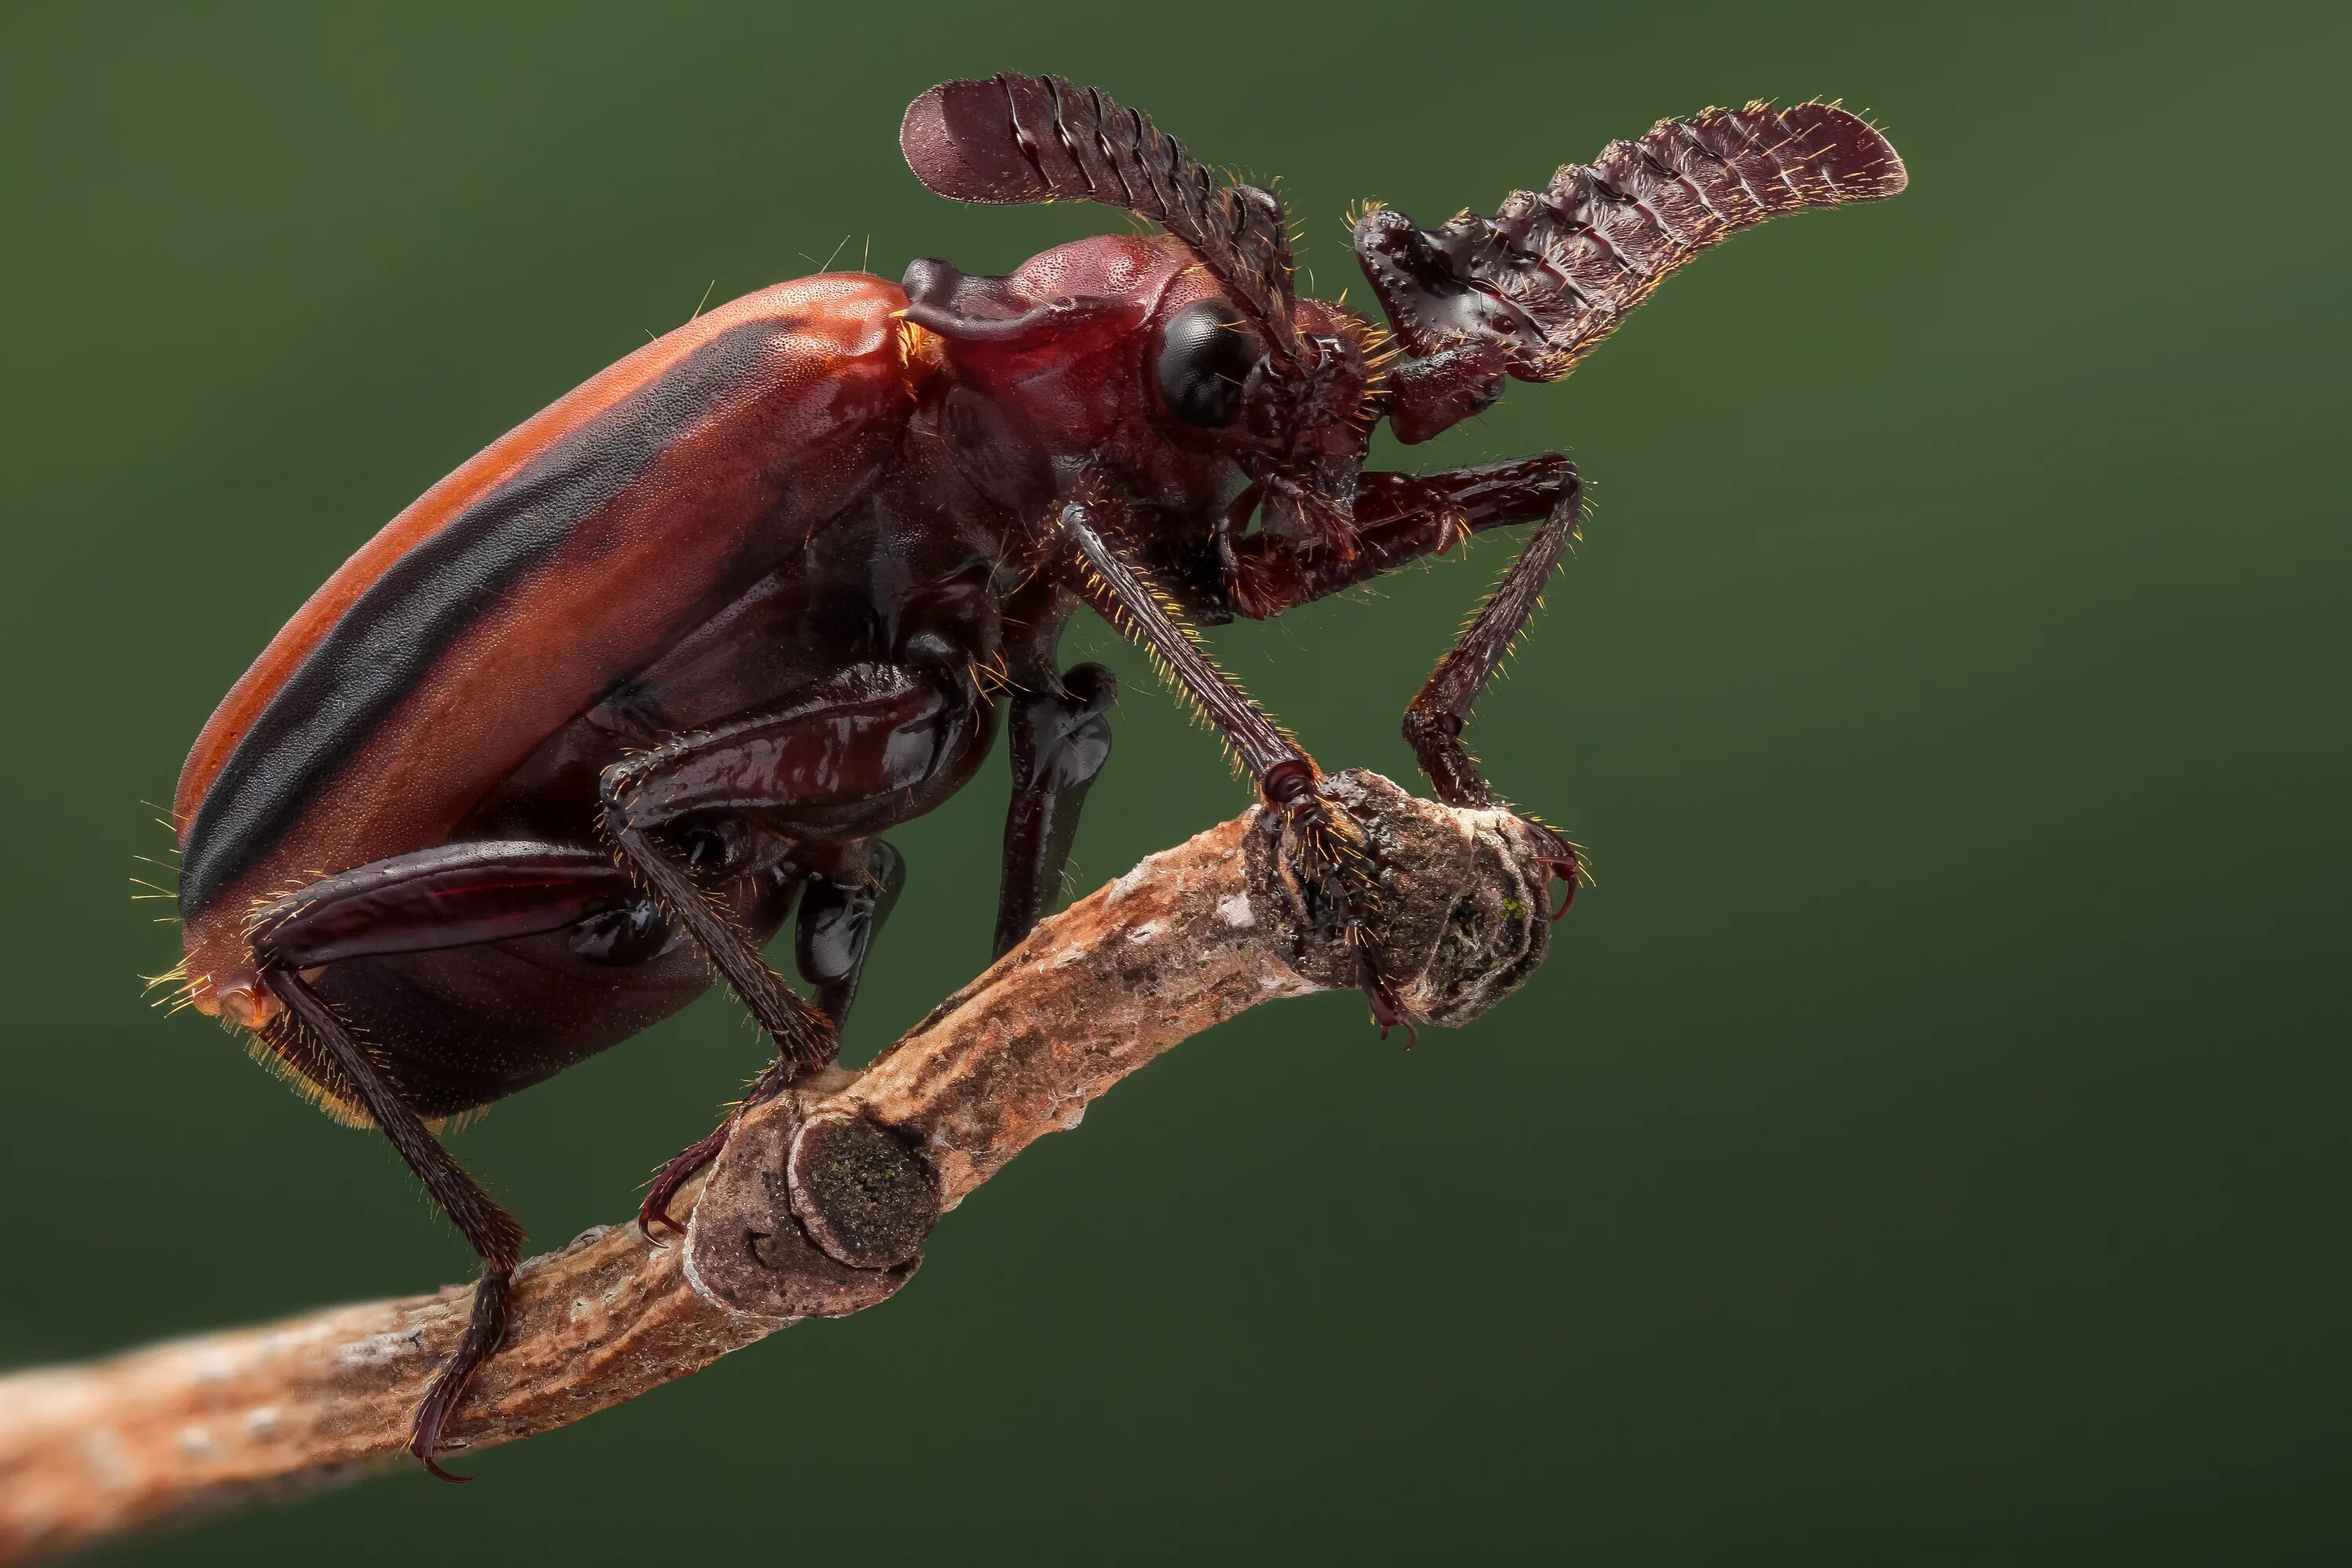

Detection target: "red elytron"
[165, 74, 1905, 1474]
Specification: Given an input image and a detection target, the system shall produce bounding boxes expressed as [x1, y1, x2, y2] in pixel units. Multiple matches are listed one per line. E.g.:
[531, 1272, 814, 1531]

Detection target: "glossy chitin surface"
[176, 236, 1270, 1091]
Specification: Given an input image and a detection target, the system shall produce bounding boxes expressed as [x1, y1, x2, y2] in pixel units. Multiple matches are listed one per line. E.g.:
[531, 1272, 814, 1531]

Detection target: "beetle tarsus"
[638, 1038, 804, 1240]
[1280, 787, 1414, 1036]
[638, 1129, 730, 1240]
[1530, 827, 1583, 922]
[1356, 943, 1416, 1045]
[409, 1265, 512, 1482]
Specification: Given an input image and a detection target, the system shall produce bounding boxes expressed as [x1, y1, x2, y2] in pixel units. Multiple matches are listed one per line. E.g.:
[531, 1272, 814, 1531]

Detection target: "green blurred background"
[3, 1, 2345, 1561]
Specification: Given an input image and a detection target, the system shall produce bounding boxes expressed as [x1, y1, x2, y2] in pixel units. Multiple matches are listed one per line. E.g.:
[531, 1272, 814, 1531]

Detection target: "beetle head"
[1140, 270, 1377, 554]
[901, 73, 1378, 553]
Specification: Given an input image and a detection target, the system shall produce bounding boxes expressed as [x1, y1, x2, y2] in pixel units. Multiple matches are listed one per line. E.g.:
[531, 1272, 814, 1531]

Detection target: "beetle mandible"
[163, 74, 1906, 1475]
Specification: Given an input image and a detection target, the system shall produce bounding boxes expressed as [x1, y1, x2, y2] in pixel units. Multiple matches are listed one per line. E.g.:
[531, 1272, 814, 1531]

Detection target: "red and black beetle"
[165, 74, 1904, 1475]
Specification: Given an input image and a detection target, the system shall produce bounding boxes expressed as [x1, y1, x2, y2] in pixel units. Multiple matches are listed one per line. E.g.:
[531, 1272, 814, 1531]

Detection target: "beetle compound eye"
[1154, 300, 1259, 429]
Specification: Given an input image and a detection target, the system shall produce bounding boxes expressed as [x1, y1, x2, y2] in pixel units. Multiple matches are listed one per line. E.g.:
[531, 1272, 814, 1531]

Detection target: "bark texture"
[0, 772, 1555, 1562]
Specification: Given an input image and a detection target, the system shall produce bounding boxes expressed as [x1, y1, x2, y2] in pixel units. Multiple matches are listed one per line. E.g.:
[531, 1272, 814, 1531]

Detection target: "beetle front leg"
[1400, 481, 1588, 913]
[1224, 461, 1588, 914]
[1224, 456, 1577, 618]
[1059, 501, 1407, 1031]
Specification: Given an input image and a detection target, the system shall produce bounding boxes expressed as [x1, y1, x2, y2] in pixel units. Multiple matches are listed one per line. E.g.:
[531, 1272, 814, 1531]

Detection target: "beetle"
[163, 73, 1905, 1476]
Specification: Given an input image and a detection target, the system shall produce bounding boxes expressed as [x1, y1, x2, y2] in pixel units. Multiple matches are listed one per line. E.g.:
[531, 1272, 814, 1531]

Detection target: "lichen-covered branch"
[0, 772, 1555, 1562]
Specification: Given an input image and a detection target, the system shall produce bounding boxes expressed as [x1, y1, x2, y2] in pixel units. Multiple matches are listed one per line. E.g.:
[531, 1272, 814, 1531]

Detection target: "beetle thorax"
[902, 235, 1374, 541]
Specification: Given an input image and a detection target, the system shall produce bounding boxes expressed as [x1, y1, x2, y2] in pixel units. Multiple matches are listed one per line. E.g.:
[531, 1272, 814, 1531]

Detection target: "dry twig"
[0, 772, 1555, 1561]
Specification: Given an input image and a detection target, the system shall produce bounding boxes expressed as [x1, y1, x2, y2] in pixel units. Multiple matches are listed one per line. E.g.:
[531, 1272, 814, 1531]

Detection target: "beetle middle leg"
[1221, 457, 1579, 619]
[633, 837, 908, 1232]
[603, 660, 986, 1231]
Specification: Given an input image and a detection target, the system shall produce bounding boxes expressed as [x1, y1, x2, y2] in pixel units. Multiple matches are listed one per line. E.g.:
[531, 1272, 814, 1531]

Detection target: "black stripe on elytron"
[180, 314, 808, 921]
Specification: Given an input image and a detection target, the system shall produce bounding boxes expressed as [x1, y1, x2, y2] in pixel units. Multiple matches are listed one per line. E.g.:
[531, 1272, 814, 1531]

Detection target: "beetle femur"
[900, 73, 1307, 369]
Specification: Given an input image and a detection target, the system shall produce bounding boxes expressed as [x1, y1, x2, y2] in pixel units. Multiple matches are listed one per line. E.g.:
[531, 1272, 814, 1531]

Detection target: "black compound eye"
[1154, 299, 1259, 429]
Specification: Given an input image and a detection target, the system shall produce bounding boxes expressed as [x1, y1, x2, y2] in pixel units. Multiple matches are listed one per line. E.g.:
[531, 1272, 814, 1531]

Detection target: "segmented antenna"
[1356, 101, 1907, 381]
[901, 73, 1307, 366]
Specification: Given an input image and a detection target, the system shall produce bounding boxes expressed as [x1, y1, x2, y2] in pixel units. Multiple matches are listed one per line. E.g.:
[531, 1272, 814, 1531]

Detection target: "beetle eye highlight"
[1154, 300, 1258, 429]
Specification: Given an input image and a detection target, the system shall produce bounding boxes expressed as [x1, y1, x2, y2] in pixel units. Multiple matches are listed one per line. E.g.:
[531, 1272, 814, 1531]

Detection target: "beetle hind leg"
[258, 978, 522, 1480]
[237, 839, 699, 1475]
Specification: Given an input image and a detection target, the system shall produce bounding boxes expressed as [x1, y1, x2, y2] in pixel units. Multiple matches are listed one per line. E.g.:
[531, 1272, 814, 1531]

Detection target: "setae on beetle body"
[166, 74, 1905, 1474]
